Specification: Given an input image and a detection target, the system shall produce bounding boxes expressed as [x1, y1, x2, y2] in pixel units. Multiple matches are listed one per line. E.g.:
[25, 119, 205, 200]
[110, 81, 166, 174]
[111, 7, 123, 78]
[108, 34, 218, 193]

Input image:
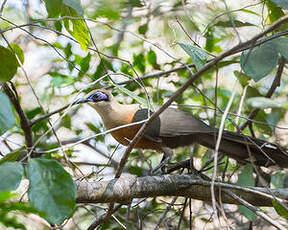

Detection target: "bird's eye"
[92, 94, 100, 100]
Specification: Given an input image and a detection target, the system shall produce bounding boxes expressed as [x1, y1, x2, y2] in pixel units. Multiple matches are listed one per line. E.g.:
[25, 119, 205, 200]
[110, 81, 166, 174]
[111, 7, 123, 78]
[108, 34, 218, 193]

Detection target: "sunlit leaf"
[0, 162, 23, 192]
[27, 158, 76, 225]
[272, 200, 288, 220]
[0, 91, 15, 135]
[178, 42, 207, 71]
[9, 43, 24, 65]
[0, 46, 18, 82]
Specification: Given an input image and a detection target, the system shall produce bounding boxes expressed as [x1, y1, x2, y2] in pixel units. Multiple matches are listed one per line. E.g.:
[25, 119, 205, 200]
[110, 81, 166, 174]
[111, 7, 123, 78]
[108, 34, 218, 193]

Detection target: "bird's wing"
[159, 108, 214, 137]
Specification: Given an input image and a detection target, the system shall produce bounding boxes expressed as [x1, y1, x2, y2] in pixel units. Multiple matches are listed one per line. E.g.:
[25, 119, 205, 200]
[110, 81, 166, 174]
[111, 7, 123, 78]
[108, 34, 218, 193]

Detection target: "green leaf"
[27, 158, 76, 225]
[133, 53, 146, 73]
[0, 191, 17, 203]
[9, 43, 24, 65]
[270, 0, 288, 9]
[266, 1, 285, 22]
[147, 49, 157, 66]
[113, 84, 152, 110]
[240, 42, 278, 82]
[237, 164, 254, 187]
[0, 46, 18, 82]
[0, 91, 15, 135]
[247, 97, 287, 109]
[237, 165, 257, 221]
[93, 0, 120, 19]
[125, 0, 144, 7]
[238, 205, 258, 221]
[272, 37, 288, 60]
[214, 20, 255, 27]
[138, 23, 148, 35]
[62, 6, 90, 51]
[43, 0, 63, 17]
[272, 200, 288, 220]
[0, 162, 23, 192]
[233, 71, 250, 87]
[178, 42, 207, 71]
[63, 0, 83, 16]
[79, 52, 91, 76]
[0, 147, 24, 165]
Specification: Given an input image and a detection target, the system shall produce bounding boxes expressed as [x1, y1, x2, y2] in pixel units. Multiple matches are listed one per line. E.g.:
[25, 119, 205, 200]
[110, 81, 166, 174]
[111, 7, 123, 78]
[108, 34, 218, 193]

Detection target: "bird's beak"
[73, 98, 91, 105]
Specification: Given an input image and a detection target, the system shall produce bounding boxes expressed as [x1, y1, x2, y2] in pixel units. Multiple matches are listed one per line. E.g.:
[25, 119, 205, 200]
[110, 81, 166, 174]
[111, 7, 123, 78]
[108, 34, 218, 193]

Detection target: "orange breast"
[110, 124, 162, 151]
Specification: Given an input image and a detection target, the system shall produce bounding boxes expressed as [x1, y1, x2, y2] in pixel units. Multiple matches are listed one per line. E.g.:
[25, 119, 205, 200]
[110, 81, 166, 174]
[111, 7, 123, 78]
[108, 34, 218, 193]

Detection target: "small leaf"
[138, 23, 148, 35]
[43, 0, 63, 17]
[234, 71, 250, 87]
[133, 53, 146, 73]
[272, 200, 288, 220]
[247, 97, 287, 109]
[178, 42, 207, 71]
[270, 0, 288, 9]
[27, 158, 76, 225]
[0, 162, 23, 192]
[147, 49, 157, 66]
[214, 20, 255, 27]
[113, 84, 152, 110]
[0, 46, 18, 82]
[238, 205, 258, 221]
[0, 147, 24, 165]
[240, 42, 278, 82]
[79, 52, 91, 76]
[0, 91, 15, 135]
[9, 43, 24, 65]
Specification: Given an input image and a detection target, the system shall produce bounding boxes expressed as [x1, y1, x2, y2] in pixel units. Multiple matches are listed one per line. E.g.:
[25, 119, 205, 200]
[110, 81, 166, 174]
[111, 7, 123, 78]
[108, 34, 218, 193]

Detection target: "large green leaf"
[0, 162, 23, 192]
[240, 42, 278, 82]
[178, 42, 207, 71]
[0, 91, 15, 135]
[0, 46, 18, 83]
[27, 158, 76, 225]
[271, 0, 288, 9]
[272, 37, 288, 60]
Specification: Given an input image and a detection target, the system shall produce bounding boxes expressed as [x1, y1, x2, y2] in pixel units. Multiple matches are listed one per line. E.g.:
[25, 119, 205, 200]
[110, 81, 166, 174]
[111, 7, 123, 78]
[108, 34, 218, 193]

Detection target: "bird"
[76, 88, 288, 170]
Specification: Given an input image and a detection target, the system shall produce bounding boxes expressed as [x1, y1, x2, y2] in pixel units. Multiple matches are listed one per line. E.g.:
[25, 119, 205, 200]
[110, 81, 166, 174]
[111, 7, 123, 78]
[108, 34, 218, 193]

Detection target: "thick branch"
[76, 174, 288, 207]
[3, 83, 33, 153]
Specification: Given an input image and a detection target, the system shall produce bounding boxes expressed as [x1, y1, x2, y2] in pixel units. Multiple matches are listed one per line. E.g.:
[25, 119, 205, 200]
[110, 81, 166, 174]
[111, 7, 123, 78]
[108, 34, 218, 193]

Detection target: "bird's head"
[76, 89, 114, 112]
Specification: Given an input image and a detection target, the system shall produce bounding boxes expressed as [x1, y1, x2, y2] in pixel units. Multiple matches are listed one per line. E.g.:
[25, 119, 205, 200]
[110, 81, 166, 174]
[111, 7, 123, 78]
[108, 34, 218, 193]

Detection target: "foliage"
[0, 0, 287, 229]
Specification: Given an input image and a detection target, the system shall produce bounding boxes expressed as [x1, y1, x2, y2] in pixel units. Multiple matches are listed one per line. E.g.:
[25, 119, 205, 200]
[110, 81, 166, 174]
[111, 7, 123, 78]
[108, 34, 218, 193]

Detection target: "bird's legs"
[152, 147, 173, 174]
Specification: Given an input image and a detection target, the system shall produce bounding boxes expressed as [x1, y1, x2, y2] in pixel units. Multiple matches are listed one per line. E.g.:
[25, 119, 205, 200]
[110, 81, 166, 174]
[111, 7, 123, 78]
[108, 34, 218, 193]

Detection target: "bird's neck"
[93, 101, 140, 130]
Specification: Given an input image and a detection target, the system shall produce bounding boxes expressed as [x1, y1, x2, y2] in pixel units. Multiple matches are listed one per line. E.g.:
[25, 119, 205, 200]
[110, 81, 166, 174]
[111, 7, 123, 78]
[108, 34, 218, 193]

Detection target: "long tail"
[195, 130, 288, 168]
